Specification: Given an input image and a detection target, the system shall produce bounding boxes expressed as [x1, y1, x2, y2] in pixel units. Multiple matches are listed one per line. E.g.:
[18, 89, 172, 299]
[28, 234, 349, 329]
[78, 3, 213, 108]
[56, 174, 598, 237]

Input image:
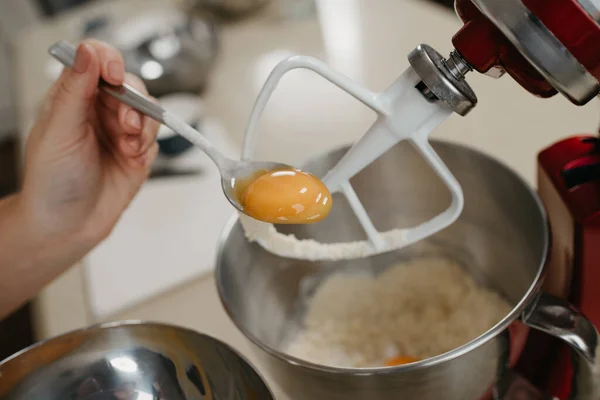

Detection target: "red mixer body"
[449, 1, 600, 397]
[500, 135, 600, 399]
[452, 0, 600, 98]
[534, 136, 600, 399]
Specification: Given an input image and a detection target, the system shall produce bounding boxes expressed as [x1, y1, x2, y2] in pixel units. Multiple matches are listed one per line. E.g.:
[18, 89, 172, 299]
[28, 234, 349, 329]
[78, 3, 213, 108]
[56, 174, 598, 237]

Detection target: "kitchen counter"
[14, 0, 599, 397]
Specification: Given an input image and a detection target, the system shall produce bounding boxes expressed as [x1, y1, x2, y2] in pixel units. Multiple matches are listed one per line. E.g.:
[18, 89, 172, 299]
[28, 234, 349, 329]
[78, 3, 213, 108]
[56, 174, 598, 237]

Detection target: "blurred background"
[2, 0, 597, 372]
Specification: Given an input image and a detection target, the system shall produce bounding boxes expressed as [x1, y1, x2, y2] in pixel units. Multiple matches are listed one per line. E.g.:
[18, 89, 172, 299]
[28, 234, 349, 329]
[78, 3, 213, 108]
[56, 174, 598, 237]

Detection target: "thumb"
[47, 43, 100, 137]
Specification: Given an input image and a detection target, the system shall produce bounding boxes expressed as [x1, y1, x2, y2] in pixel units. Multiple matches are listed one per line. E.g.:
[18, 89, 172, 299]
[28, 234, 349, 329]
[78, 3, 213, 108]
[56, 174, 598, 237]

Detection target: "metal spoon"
[49, 40, 290, 213]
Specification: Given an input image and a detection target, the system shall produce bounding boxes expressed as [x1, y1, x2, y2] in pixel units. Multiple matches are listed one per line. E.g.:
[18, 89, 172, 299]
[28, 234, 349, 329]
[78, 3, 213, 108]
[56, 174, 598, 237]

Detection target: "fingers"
[47, 43, 100, 135]
[111, 112, 160, 162]
[98, 72, 159, 158]
[116, 75, 147, 134]
[98, 72, 146, 112]
[46, 38, 158, 169]
[46, 39, 127, 142]
[98, 73, 146, 136]
[84, 39, 125, 86]
[133, 141, 159, 171]
[133, 113, 160, 154]
[96, 104, 139, 158]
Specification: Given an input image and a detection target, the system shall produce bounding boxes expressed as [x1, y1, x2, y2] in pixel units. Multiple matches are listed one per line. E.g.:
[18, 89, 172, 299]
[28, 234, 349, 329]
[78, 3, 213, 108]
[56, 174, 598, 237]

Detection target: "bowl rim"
[214, 138, 550, 375]
[0, 319, 275, 397]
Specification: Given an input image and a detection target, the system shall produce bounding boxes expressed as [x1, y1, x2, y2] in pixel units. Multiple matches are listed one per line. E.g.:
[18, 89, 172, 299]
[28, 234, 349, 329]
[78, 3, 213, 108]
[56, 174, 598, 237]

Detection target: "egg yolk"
[384, 356, 420, 367]
[238, 168, 332, 224]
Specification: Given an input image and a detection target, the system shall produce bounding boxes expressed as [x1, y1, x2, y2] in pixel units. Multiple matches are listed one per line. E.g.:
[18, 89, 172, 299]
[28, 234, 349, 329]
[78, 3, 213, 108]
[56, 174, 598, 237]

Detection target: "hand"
[0, 40, 159, 318]
[21, 40, 159, 264]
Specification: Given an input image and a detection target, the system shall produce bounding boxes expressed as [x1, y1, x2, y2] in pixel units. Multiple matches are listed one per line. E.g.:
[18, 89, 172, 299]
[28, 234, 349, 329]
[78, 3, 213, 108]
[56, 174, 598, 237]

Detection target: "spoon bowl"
[220, 159, 292, 213]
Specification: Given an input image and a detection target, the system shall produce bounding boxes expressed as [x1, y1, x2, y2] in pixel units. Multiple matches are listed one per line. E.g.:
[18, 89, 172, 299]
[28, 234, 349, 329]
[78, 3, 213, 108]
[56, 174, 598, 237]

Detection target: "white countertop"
[14, 0, 599, 397]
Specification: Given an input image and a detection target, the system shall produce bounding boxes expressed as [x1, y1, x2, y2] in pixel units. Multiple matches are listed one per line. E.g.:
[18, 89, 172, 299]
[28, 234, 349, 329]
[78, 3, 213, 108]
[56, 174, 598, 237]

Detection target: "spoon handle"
[49, 40, 166, 123]
[48, 40, 229, 168]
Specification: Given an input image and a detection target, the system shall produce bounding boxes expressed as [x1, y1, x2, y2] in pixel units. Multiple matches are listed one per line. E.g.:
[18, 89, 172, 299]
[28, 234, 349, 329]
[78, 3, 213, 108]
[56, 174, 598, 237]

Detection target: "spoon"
[48, 40, 290, 213]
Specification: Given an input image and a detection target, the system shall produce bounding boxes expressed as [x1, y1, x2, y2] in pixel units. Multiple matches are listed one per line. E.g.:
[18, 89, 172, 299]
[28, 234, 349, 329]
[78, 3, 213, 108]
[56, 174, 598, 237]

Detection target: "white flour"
[239, 214, 409, 261]
[284, 257, 512, 368]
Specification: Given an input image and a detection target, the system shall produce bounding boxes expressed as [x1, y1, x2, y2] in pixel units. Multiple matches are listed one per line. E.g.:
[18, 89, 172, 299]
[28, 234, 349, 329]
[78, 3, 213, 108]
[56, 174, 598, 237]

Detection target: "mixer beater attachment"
[240, 44, 478, 261]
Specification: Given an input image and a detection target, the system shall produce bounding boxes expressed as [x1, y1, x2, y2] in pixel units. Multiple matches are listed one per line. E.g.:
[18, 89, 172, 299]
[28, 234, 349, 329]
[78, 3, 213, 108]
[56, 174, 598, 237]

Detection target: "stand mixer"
[235, 0, 600, 398]
[409, 1, 600, 398]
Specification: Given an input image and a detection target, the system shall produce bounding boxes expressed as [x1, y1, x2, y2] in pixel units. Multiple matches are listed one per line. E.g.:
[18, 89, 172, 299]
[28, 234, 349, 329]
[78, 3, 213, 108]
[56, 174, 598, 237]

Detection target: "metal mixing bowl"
[93, 10, 220, 97]
[216, 140, 600, 399]
[0, 321, 274, 399]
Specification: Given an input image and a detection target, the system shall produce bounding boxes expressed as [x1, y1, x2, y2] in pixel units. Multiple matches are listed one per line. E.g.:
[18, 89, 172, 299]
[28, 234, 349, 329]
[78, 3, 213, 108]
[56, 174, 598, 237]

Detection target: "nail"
[73, 44, 92, 74]
[107, 60, 124, 82]
[125, 109, 142, 131]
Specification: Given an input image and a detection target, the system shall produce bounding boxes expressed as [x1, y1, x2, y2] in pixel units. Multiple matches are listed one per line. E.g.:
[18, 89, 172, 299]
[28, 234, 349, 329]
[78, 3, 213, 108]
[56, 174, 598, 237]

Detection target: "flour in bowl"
[283, 256, 512, 368]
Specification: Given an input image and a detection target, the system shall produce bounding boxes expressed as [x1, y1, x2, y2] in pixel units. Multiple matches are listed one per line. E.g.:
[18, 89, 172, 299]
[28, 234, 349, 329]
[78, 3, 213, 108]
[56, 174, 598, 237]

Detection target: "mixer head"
[451, 0, 600, 105]
[409, 0, 600, 112]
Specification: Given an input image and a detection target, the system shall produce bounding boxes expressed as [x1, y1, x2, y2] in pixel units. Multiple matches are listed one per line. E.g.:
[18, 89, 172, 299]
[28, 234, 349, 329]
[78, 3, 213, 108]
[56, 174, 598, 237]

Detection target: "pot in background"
[215, 140, 600, 399]
[0, 321, 274, 399]
[112, 10, 219, 97]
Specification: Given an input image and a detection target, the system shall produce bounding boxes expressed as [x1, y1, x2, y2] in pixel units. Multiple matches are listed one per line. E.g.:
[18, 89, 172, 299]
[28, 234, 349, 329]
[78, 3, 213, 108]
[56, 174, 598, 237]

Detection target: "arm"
[0, 194, 38, 318]
[0, 193, 83, 318]
[0, 40, 159, 320]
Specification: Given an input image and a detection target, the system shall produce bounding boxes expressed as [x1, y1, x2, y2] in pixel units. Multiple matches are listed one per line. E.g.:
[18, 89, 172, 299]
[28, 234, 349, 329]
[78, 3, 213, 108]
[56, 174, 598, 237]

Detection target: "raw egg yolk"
[239, 168, 332, 224]
[384, 356, 420, 367]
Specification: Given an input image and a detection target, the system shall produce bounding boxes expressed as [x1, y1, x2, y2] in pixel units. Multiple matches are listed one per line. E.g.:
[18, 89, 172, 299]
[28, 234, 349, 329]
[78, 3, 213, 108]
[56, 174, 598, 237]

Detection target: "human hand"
[0, 40, 159, 318]
[21, 39, 159, 263]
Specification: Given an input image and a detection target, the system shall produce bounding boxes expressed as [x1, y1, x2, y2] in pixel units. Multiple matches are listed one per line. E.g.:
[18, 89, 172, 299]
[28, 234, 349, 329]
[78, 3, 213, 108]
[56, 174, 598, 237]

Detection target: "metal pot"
[215, 140, 600, 399]
[0, 321, 274, 399]
[108, 10, 219, 97]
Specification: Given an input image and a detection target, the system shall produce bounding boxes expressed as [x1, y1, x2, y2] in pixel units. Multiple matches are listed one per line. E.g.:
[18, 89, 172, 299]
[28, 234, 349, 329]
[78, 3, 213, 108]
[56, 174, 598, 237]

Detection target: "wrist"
[18, 183, 94, 252]
[0, 193, 47, 265]
[0, 193, 29, 237]
[2, 191, 91, 273]
[20, 177, 104, 254]
[0, 193, 87, 318]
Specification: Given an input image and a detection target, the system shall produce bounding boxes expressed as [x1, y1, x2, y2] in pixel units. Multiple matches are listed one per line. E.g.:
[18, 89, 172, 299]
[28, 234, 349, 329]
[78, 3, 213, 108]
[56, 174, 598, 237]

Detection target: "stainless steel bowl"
[0, 321, 274, 399]
[112, 11, 219, 97]
[82, 10, 219, 97]
[216, 140, 600, 399]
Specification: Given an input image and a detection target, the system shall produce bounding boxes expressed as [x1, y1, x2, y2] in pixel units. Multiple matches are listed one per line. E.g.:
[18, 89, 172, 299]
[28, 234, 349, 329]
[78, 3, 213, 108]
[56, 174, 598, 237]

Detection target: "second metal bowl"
[0, 321, 273, 400]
